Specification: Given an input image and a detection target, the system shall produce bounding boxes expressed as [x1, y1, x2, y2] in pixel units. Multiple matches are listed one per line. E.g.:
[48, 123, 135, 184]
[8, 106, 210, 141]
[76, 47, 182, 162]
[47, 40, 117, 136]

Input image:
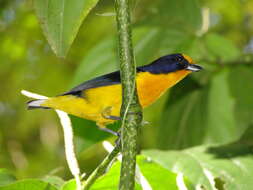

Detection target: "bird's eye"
[171, 57, 181, 62]
[176, 56, 183, 62]
[172, 56, 183, 62]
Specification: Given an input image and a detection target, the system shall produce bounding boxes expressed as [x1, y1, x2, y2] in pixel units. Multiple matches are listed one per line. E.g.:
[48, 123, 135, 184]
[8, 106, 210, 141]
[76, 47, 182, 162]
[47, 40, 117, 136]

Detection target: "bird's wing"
[61, 71, 121, 96]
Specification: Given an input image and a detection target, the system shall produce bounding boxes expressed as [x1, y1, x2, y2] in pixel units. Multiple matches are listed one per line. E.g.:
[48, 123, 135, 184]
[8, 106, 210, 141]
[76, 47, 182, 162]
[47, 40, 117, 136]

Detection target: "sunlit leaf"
[61, 179, 76, 190]
[62, 156, 192, 190]
[137, 156, 193, 190]
[144, 129, 253, 190]
[87, 156, 190, 190]
[34, 0, 100, 57]
[0, 169, 16, 186]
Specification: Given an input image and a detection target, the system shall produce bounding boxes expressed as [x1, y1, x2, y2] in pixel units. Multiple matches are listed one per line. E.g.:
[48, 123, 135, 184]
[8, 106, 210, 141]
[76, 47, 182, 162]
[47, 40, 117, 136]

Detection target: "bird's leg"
[96, 122, 120, 137]
[115, 135, 121, 147]
[101, 106, 121, 121]
[100, 127, 120, 136]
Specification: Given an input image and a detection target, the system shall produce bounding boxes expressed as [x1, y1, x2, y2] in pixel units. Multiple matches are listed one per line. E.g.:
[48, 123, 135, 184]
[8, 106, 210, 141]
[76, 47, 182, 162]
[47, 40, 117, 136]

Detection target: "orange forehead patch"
[182, 54, 193, 64]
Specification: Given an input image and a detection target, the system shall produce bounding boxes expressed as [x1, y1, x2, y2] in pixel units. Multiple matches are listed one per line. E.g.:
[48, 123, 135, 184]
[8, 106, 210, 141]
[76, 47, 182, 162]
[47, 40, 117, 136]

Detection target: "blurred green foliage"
[0, 0, 253, 189]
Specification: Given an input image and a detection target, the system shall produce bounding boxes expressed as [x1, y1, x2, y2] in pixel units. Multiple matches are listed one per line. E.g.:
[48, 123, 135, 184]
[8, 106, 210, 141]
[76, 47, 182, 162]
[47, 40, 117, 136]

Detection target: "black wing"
[61, 71, 121, 96]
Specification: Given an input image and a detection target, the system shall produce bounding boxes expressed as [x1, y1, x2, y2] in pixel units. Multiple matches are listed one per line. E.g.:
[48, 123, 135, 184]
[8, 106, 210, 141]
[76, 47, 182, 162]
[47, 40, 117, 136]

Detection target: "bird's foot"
[102, 107, 121, 121]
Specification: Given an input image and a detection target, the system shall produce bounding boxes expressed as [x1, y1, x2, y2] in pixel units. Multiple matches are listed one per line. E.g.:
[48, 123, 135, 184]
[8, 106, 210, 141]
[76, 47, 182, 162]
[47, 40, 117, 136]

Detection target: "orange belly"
[136, 70, 191, 107]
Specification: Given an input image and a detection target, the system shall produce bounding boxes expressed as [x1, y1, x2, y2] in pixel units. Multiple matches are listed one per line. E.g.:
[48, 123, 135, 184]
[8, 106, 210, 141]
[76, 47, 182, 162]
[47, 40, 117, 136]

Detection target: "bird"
[27, 53, 202, 135]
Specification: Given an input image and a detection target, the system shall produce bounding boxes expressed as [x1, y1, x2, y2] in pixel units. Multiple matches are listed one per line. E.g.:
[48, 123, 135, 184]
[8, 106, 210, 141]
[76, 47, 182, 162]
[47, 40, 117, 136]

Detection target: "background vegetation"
[0, 0, 253, 189]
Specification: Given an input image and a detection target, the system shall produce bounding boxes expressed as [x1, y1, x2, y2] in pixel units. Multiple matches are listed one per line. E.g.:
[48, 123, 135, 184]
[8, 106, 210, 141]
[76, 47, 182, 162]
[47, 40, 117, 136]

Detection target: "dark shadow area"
[207, 125, 253, 158]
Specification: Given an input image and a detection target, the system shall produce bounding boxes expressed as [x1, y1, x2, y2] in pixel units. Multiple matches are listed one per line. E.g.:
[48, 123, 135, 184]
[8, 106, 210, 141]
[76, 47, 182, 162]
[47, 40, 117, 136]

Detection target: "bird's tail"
[27, 99, 50, 109]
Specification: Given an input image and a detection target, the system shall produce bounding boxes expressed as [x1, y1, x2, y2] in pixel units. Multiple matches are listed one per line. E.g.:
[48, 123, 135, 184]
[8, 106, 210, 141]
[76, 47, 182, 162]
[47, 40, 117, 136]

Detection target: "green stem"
[115, 0, 143, 190]
[82, 145, 120, 190]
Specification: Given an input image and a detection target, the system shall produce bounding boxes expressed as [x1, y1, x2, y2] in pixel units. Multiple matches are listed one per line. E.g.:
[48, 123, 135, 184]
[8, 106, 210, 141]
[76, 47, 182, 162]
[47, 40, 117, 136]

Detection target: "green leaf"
[228, 65, 253, 130]
[61, 163, 141, 190]
[79, 155, 192, 190]
[34, 0, 100, 57]
[43, 176, 65, 188]
[137, 156, 193, 190]
[0, 179, 58, 190]
[0, 169, 16, 186]
[88, 156, 190, 190]
[133, 27, 162, 66]
[205, 69, 238, 143]
[157, 69, 240, 149]
[61, 179, 76, 190]
[71, 37, 118, 86]
[157, 79, 207, 149]
[144, 133, 253, 190]
[204, 33, 240, 62]
[90, 161, 142, 190]
[153, 0, 202, 33]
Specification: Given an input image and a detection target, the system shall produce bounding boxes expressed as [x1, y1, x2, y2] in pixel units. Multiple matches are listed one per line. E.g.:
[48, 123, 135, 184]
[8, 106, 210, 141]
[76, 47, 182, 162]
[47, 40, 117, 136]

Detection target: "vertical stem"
[115, 0, 143, 190]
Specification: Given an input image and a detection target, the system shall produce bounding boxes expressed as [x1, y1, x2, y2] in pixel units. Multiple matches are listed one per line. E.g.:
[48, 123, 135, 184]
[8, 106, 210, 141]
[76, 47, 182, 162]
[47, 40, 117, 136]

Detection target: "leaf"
[0, 169, 16, 186]
[61, 155, 193, 190]
[144, 131, 253, 190]
[34, 0, 100, 57]
[133, 27, 162, 66]
[88, 155, 191, 190]
[61, 179, 76, 190]
[89, 161, 141, 190]
[71, 37, 118, 87]
[43, 176, 65, 188]
[205, 69, 238, 143]
[204, 33, 240, 62]
[156, 76, 208, 149]
[61, 164, 141, 190]
[0, 179, 57, 190]
[228, 65, 253, 130]
[157, 69, 240, 149]
[137, 156, 193, 190]
[152, 0, 202, 33]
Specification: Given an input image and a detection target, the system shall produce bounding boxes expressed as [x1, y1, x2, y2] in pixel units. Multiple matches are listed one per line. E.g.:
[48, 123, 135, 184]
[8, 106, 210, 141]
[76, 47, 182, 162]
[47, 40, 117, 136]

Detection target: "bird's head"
[140, 53, 202, 74]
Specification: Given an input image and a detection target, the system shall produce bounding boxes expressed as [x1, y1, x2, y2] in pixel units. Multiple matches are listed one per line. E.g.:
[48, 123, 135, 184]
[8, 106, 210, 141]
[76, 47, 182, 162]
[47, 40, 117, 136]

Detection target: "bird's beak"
[186, 64, 203, 72]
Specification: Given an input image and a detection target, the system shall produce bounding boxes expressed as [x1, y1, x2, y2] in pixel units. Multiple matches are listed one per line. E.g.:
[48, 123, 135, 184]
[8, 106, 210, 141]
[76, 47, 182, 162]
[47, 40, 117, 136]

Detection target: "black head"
[138, 53, 202, 74]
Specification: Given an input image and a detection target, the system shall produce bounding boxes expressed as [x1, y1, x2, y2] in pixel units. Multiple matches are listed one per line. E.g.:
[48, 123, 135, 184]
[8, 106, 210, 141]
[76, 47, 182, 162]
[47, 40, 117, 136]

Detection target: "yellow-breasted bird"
[27, 53, 202, 135]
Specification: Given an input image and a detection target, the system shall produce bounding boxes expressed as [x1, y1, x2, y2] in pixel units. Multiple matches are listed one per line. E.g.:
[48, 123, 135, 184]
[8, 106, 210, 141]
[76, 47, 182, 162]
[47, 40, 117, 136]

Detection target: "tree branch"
[114, 0, 143, 190]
